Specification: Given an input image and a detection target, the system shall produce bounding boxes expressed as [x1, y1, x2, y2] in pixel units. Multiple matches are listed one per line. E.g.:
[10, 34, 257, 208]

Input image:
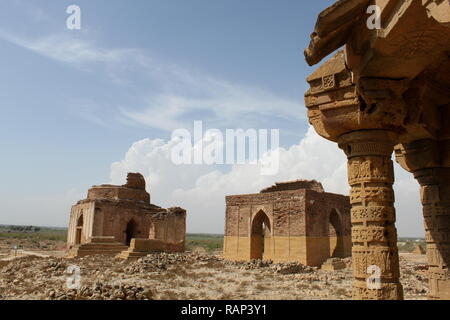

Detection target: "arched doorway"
[75, 214, 83, 245]
[329, 209, 344, 257]
[250, 210, 271, 260]
[125, 219, 138, 246]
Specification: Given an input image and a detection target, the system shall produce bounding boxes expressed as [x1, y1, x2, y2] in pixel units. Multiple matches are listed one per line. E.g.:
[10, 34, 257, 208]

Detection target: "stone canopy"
[304, 0, 450, 300]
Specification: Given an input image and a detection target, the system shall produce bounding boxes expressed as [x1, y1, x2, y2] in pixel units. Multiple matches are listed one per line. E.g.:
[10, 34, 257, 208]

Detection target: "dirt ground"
[0, 239, 429, 300]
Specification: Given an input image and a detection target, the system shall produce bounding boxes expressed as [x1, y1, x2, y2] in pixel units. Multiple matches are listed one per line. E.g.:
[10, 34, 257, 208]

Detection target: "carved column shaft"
[414, 167, 450, 300]
[338, 130, 403, 300]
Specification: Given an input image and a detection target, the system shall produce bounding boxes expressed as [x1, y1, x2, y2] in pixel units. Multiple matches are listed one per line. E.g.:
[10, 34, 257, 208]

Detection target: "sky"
[0, 0, 424, 237]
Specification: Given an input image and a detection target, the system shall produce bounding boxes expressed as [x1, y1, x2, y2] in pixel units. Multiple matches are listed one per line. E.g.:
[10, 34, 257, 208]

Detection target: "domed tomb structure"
[67, 173, 186, 257]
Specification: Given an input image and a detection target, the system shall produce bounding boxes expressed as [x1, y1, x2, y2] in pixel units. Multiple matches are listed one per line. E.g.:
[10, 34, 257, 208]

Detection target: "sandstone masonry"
[67, 173, 186, 258]
[223, 180, 351, 266]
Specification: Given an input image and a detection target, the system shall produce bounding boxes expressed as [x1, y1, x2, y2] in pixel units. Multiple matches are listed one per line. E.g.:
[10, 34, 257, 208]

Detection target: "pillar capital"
[395, 139, 441, 173]
[338, 130, 398, 158]
[304, 51, 409, 144]
[414, 167, 450, 186]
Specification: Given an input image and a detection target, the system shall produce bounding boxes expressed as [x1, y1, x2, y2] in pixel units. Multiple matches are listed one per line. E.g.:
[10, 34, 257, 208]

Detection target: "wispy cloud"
[0, 27, 304, 132]
[0, 30, 148, 67]
[120, 87, 304, 131]
[119, 57, 305, 131]
[27, 36, 145, 65]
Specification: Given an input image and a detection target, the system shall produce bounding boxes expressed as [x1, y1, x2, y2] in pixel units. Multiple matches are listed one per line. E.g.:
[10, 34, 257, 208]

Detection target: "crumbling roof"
[260, 180, 324, 193]
[304, 0, 369, 66]
[122, 172, 146, 190]
[152, 207, 187, 219]
[86, 172, 150, 204]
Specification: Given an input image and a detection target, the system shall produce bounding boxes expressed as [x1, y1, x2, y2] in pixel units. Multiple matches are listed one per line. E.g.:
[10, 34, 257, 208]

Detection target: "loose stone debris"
[0, 252, 428, 300]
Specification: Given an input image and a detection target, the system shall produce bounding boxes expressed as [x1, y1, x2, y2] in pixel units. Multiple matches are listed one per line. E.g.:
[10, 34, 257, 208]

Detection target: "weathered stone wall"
[123, 172, 146, 189]
[150, 210, 186, 245]
[305, 189, 352, 266]
[87, 186, 150, 203]
[225, 190, 307, 236]
[129, 238, 185, 253]
[91, 200, 154, 244]
[224, 190, 306, 262]
[67, 201, 95, 248]
[223, 187, 351, 266]
[68, 200, 186, 247]
[67, 173, 186, 254]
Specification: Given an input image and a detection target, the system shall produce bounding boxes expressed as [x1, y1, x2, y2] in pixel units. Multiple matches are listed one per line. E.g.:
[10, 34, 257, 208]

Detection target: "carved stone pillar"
[395, 139, 450, 300]
[414, 168, 450, 300]
[338, 130, 403, 300]
[304, 0, 450, 300]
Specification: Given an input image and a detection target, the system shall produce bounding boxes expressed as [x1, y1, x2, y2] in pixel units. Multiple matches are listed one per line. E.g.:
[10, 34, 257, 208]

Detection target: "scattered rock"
[0, 250, 429, 300]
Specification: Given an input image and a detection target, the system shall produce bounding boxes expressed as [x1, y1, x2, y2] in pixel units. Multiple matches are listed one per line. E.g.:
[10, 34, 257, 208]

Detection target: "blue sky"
[0, 0, 424, 237]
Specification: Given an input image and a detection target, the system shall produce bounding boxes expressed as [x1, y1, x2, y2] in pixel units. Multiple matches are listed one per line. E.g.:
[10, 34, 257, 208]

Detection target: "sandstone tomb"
[223, 180, 351, 266]
[67, 173, 186, 258]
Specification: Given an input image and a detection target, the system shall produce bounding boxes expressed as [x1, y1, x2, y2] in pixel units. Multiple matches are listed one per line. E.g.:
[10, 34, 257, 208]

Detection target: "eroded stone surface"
[67, 173, 186, 258]
[304, 1, 450, 300]
[223, 181, 351, 267]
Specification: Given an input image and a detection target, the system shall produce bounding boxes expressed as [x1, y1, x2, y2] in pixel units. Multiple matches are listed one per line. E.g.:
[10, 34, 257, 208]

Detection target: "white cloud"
[26, 36, 143, 65]
[0, 30, 147, 66]
[121, 81, 304, 132]
[0, 30, 151, 87]
[111, 126, 424, 237]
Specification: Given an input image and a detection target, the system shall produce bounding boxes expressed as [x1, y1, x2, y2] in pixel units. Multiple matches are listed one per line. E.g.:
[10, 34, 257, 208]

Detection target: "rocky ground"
[0, 246, 429, 300]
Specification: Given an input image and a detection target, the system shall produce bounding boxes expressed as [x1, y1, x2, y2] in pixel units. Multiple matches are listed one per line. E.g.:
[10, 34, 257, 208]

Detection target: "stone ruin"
[260, 180, 325, 193]
[304, 0, 450, 299]
[67, 173, 186, 259]
[223, 180, 351, 267]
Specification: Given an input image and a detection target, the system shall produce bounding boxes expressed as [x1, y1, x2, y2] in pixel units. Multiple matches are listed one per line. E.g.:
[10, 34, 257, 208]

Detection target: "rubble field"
[0, 248, 428, 300]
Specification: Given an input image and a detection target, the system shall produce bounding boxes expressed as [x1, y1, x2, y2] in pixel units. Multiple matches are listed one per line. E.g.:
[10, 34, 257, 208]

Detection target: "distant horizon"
[0, 223, 425, 239]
